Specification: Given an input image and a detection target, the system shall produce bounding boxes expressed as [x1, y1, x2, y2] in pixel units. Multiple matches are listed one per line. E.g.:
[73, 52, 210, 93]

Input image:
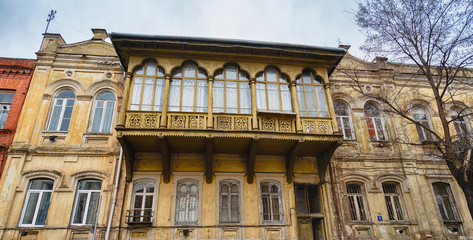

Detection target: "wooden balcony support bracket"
[246, 138, 259, 184]
[117, 136, 135, 182]
[205, 137, 214, 184]
[316, 141, 341, 181]
[160, 136, 171, 183]
[286, 140, 302, 184]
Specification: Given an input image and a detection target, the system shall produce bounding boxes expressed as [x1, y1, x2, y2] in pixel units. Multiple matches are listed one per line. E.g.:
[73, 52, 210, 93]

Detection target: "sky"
[0, 0, 368, 60]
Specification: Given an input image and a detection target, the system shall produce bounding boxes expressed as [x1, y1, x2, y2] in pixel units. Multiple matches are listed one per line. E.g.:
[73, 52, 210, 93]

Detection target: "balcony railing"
[126, 209, 154, 224]
[124, 111, 334, 135]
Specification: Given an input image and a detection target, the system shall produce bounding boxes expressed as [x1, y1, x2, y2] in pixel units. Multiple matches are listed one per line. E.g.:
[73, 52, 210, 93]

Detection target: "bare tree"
[354, 0, 473, 217]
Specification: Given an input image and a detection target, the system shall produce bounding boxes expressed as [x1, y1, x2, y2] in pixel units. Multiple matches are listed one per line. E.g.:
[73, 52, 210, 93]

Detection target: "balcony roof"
[110, 32, 346, 75]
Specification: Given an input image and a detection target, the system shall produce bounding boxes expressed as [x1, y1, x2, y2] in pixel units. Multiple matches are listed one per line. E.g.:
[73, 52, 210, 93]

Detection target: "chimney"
[374, 56, 389, 70]
[40, 33, 66, 52]
[91, 29, 108, 41]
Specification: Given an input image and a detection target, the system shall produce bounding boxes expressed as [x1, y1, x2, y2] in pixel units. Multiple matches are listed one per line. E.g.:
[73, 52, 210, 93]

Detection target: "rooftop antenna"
[44, 10, 57, 33]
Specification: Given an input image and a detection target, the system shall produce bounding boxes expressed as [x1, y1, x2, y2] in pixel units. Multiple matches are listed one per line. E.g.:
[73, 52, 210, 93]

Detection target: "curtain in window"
[176, 181, 199, 224]
[213, 65, 251, 114]
[364, 103, 386, 140]
[48, 90, 75, 132]
[130, 60, 165, 111]
[219, 180, 240, 223]
[334, 101, 354, 140]
[296, 70, 328, 117]
[261, 182, 282, 223]
[169, 62, 208, 112]
[255, 67, 292, 113]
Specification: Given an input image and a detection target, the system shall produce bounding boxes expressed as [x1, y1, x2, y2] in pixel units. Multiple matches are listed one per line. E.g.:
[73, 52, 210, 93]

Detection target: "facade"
[0, 57, 35, 175]
[0, 30, 471, 240]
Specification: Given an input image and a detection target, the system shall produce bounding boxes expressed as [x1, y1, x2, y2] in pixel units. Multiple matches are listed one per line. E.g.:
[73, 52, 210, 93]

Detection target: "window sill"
[82, 133, 111, 145]
[257, 111, 296, 117]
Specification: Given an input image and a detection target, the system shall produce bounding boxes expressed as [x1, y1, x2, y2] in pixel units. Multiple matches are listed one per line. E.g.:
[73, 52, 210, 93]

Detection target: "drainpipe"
[105, 147, 123, 240]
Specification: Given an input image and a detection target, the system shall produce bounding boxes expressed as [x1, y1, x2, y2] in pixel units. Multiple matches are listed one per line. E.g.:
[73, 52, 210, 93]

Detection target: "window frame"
[169, 61, 208, 113]
[334, 100, 355, 140]
[449, 107, 471, 137]
[213, 64, 251, 114]
[346, 182, 369, 222]
[46, 89, 76, 132]
[364, 103, 388, 141]
[70, 179, 102, 226]
[294, 184, 322, 216]
[218, 179, 241, 224]
[129, 59, 166, 111]
[296, 69, 329, 118]
[255, 66, 293, 113]
[19, 179, 54, 227]
[130, 181, 155, 223]
[0, 92, 14, 129]
[259, 180, 284, 224]
[382, 182, 406, 221]
[432, 182, 461, 223]
[89, 91, 116, 133]
[412, 106, 434, 142]
[175, 179, 200, 225]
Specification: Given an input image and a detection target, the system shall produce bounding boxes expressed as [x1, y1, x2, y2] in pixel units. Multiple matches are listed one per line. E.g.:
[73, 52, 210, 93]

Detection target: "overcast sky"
[0, 0, 368, 60]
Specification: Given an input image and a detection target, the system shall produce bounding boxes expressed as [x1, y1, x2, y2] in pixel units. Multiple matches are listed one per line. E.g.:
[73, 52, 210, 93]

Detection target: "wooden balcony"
[126, 209, 154, 225]
[117, 111, 342, 184]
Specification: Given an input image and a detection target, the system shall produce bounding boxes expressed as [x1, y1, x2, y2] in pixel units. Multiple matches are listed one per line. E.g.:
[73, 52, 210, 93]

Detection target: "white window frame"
[219, 179, 241, 224]
[70, 179, 102, 226]
[89, 91, 116, 133]
[334, 100, 355, 140]
[346, 183, 368, 222]
[0, 92, 14, 129]
[364, 103, 387, 141]
[412, 107, 433, 142]
[382, 182, 406, 221]
[19, 179, 54, 227]
[47, 90, 76, 132]
[130, 181, 156, 223]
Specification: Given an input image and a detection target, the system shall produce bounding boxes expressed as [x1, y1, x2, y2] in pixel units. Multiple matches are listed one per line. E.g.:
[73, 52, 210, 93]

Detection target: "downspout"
[329, 160, 345, 240]
[105, 147, 123, 240]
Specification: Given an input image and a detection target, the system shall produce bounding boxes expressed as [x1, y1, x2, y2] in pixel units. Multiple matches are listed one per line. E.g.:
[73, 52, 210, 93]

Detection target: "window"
[261, 181, 283, 223]
[0, 92, 14, 128]
[450, 108, 470, 137]
[71, 179, 102, 225]
[213, 64, 251, 114]
[90, 92, 116, 133]
[382, 183, 405, 221]
[256, 67, 292, 113]
[130, 60, 166, 111]
[334, 101, 355, 140]
[295, 185, 321, 215]
[413, 107, 433, 142]
[296, 69, 328, 117]
[346, 183, 367, 221]
[364, 103, 387, 140]
[176, 180, 199, 224]
[169, 62, 208, 112]
[219, 180, 240, 223]
[432, 182, 460, 222]
[20, 179, 53, 226]
[47, 90, 75, 132]
[130, 183, 155, 223]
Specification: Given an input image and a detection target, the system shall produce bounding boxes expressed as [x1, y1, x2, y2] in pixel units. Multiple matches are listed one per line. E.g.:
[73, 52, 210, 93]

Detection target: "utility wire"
[52, 19, 90, 37]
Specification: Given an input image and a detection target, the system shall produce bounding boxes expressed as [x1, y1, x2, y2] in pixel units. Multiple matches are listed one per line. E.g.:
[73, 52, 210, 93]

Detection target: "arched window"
[169, 62, 208, 112]
[219, 180, 240, 223]
[450, 107, 470, 137]
[47, 90, 76, 132]
[346, 183, 368, 221]
[130, 60, 165, 111]
[71, 179, 102, 225]
[334, 101, 355, 140]
[175, 179, 199, 224]
[432, 182, 460, 222]
[20, 179, 54, 226]
[213, 64, 251, 114]
[256, 67, 292, 113]
[296, 69, 328, 117]
[412, 107, 433, 142]
[130, 182, 155, 223]
[90, 91, 116, 133]
[364, 103, 387, 141]
[382, 182, 405, 221]
[260, 180, 283, 223]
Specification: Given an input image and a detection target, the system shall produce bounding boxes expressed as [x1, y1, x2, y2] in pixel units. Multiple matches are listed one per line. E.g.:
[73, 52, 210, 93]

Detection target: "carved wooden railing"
[124, 112, 334, 134]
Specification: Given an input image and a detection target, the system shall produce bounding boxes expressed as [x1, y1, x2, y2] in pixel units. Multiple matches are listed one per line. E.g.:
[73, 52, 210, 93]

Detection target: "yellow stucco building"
[0, 30, 471, 240]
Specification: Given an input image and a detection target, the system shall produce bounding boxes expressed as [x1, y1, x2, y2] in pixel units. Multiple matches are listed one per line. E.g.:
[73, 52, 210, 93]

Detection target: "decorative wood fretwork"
[215, 114, 251, 131]
[126, 112, 161, 129]
[258, 115, 296, 133]
[301, 118, 333, 134]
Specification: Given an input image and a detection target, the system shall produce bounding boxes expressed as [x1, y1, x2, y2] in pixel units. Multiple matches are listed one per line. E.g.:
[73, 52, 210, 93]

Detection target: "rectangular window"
[295, 185, 321, 215]
[261, 181, 283, 223]
[0, 92, 14, 128]
[71, 180, 102, 225]
[346, 184, 367, 221]
[176, 180, 199, 224]
[433, 183, 460, 222]
[382, 183, 405, 221]
[219, 180, 240, 223]
[20, 179, 54, 226]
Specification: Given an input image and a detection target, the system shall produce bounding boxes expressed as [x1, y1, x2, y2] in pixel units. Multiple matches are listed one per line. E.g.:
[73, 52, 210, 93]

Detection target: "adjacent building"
[0, 30, 471, 240]
[0, 57, 35, 176]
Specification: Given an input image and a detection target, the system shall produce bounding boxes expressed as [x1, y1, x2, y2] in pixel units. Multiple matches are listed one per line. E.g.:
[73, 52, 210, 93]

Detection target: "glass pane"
[230, 184, 238, 193]
[196, 80, 208, 112]
[145, 61, 156, 75]
[226, 65, 237, 79]
[73, 193, 88, 224]
[134, 195, 143, 209]
[48, 105, 62, 131]
[57, 90, 75, 98]
[240, 84, 251, 114]
[267, 84, 280, 111]
[190, 185, 198, 194]
[0, 93, 14, 103]
[183, 63, 196, 77]
[297, 86, 307, 117]
[221, 184, 229, 193]
[30, 179, 54, 190]
[144, 195, 153, 209]
[280, 86, 292, 112]
[385, 196, 395, 220]
[296, 187, 307, 214]
[308, 187, 320, 213]
[305, 86, 317, 117]
[22, 192, 39, 225]
[213, 81, 224, 113]
[226, 87, 237, 113]
[266, 68, 277, 82]
[91, 103, 103, 133]
[262, 196, 270, 220]
[271, 196, 280, 220]
[85, 192, 100, 224]
[131, 81, 142, 108]
[316, 87, 328, 117]
[35, 192, 51, 225]
[102, 101, 115, 133]
[393, 196, 404, 220]
[230, 195, 239, 222]
[154, 78, 165, 111]
[168, 80, 181, 111]
[146, 184, 155, 193]
[256, 84, 267, 111]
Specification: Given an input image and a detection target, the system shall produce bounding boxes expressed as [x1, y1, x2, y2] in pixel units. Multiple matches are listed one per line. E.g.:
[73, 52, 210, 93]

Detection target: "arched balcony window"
[213, 64, 251, 114]
[130, 59, 165, 111]
[169, 62, 208, 112]
[296, 70, 328, 117]
[255, 67, 292, 113]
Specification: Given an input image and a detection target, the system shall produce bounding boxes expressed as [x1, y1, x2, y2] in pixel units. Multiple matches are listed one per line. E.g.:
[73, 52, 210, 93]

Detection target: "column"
[250, 77, 258, 130]
[324, 82, 340, 134]
[207, 75, 214, 129]
[117, 72, 132, 128]
[289, 80, 302, 132]
[160, 74, 171, 128]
